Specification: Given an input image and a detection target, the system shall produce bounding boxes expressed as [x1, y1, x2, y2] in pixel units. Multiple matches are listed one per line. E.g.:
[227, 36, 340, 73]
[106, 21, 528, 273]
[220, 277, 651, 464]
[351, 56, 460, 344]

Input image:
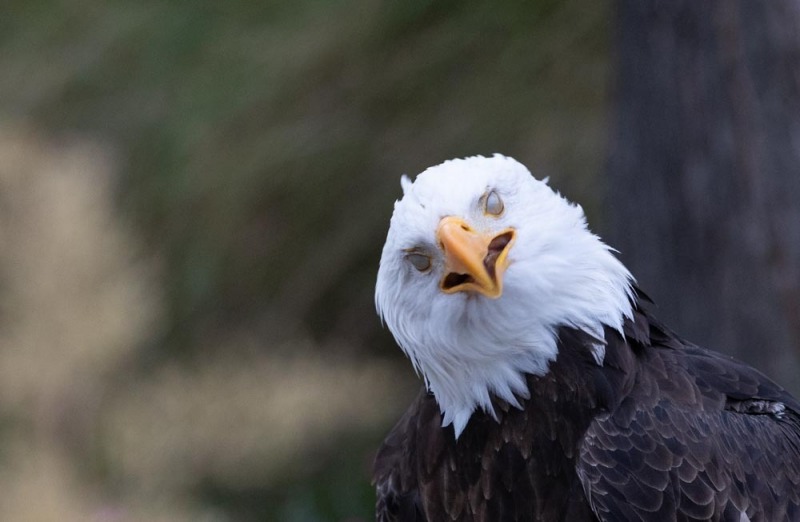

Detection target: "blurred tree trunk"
[607, 1, 800, 393]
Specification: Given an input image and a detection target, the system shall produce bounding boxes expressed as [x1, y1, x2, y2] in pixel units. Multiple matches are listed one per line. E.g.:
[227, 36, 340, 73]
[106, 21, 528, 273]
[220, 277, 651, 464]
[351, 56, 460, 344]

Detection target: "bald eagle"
[373, 155, 800, 521]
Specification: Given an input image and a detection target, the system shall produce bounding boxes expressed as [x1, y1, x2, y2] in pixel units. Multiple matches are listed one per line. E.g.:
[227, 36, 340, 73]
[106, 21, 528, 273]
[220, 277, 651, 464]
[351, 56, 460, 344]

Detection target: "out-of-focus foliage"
[0, 1, 609, 520]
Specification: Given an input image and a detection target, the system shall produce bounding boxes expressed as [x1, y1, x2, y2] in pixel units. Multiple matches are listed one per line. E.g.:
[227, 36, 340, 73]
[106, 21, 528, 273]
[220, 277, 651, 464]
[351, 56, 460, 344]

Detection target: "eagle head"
[375, 155, 633, 437]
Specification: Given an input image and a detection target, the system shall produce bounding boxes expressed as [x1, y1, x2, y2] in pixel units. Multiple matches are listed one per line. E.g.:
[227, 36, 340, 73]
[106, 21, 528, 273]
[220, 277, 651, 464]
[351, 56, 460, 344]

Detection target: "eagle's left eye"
[405, 251, 431, 272]
[484, 190, 504, 216]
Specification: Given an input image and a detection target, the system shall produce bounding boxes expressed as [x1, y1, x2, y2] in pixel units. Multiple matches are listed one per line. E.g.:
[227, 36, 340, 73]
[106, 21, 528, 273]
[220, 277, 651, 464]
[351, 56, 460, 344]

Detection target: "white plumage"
[375, 155, 634, 437]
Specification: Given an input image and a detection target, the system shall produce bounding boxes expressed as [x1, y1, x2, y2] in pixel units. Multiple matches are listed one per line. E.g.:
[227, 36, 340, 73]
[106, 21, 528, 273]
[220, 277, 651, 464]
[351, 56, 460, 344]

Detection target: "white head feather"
[375, 155, 633, 437]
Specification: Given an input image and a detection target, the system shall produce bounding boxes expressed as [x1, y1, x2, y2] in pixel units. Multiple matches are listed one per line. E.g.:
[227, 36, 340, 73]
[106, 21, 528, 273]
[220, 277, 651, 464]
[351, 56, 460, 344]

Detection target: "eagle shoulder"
[373, 388, 430, 522]
[577, 307, 800, 521]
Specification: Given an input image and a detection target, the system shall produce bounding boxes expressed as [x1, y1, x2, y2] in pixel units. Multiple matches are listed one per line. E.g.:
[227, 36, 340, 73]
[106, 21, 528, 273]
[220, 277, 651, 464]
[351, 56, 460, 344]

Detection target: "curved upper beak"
[436, 216, 516, 299]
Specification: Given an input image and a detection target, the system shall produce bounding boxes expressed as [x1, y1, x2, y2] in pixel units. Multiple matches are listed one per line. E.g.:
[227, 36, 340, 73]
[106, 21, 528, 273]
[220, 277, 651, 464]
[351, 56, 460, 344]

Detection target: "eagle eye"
[484, 190, 504, 216]
[405, 251, 432, 272]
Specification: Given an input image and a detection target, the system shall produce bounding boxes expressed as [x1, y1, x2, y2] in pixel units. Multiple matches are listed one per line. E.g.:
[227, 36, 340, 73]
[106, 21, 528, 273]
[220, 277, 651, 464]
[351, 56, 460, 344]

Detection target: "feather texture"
[374, 294, 800, 521]
[373, 156, 800, 521]
[375, 155, 633, 436]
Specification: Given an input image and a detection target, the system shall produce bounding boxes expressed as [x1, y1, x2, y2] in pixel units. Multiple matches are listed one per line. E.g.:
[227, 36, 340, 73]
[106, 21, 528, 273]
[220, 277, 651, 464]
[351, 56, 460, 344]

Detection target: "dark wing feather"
[578, 313, 800, 522]
[581, 401, 800, 521]
[374, 388, 430, 522]
[375, 291, 800, 521]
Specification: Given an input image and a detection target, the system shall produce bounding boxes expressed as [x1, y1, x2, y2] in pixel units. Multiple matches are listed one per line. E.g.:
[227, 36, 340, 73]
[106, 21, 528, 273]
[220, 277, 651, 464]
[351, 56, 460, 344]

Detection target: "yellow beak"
[436, 216, 516, 299]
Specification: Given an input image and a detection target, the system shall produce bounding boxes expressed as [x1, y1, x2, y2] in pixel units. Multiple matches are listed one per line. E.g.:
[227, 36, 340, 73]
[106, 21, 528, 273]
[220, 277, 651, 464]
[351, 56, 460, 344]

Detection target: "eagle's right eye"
[405, 251, 431, 272]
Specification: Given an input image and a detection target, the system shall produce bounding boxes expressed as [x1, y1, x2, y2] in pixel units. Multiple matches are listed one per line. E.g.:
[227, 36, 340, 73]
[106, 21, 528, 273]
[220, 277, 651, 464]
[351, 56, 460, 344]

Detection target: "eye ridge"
[483, 189, 504, 216]
[404, 249, 432, 272]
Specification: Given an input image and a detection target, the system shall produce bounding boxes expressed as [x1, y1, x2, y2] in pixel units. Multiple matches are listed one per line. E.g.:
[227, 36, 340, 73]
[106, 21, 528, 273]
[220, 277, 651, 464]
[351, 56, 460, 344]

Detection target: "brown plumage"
[373, 156, 800, 521]
[373, 291, 800, 521]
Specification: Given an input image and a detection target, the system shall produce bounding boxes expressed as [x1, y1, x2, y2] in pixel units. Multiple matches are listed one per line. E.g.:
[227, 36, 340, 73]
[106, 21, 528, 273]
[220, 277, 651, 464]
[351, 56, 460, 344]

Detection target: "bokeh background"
[1, 1, 798, 521]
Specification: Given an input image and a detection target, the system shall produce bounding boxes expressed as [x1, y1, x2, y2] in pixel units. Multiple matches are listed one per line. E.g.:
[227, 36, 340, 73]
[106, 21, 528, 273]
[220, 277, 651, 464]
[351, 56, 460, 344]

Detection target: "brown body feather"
[373, 292, 800, 521]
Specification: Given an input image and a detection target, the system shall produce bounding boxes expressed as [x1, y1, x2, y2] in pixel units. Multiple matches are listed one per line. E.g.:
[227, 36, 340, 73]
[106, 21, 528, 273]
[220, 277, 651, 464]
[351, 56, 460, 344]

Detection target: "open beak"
[436, 216, 516, 299]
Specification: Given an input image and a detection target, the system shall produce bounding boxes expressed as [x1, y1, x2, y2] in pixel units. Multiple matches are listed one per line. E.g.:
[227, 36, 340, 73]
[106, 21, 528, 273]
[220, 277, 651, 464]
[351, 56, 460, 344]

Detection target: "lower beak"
[436, 216, 516, 299]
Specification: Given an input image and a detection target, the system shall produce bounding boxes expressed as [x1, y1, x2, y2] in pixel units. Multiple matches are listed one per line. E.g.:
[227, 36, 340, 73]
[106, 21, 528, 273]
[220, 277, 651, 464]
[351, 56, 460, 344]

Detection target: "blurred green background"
[0, 1, 613, 520]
